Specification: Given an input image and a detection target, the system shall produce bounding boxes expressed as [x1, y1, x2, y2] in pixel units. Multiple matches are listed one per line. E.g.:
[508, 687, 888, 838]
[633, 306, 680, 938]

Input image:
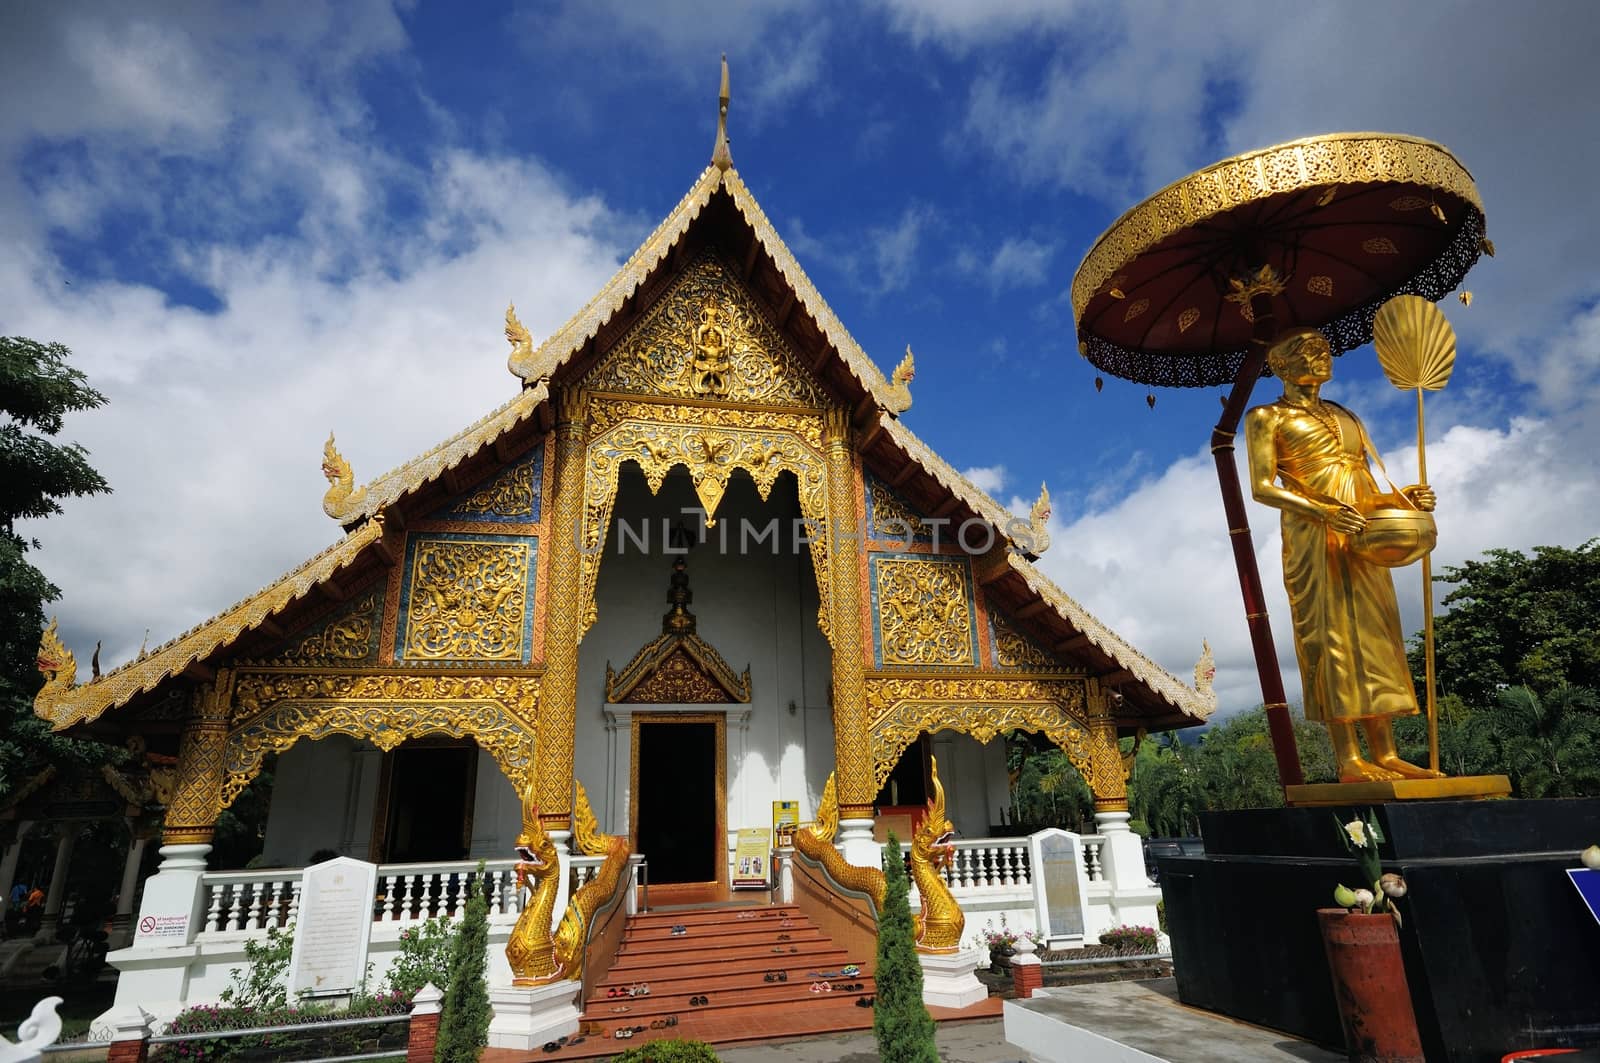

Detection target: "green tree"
[434, 863, 491, 1062]
[873, 829, 938, 1063]
[1415, 540, 1600, 705]
[1478, 685, 1600, 798]
[0, 336, 115, 803]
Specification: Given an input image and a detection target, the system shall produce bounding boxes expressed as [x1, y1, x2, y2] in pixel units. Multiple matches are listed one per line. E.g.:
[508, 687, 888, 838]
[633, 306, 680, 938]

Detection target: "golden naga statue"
[884, 345, 915, 416]
[1012, 483, 1052, 556]
[505, 782, 564, 984]
[505, 302, 536, 381]
[1244, 329, 1442, 783]
[36, 618, 78, 708]
[551, 782, 630, 978]
[792, 760, 964, 952]
[320, 434, 368, 522]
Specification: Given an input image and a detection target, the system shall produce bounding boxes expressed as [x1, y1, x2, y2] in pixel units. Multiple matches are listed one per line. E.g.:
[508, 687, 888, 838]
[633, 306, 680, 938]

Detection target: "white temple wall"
[259, 736, 379, 867]
[578, 466, 834, 865]
[931, 732, 1010, 840]
[470, 750, 522, 859]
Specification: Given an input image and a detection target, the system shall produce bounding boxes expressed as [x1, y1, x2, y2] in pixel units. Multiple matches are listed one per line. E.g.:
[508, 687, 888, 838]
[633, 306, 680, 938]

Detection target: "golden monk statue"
[1245, 329, 1442, 783]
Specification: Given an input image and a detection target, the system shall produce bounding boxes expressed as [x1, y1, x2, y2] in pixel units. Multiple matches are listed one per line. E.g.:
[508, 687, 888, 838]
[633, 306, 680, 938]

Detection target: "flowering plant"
[1098, 925, 1159, 954]
[1332, 810, 1407, 926]
[976, 915, 1020, 951]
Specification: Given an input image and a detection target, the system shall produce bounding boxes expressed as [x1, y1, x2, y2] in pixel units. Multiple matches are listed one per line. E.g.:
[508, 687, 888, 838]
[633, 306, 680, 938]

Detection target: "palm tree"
[1489, 685, 1600, 797]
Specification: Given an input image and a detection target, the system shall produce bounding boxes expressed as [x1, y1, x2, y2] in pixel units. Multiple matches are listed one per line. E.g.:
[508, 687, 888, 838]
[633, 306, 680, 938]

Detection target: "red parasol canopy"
[1072, 133, 1485, 388]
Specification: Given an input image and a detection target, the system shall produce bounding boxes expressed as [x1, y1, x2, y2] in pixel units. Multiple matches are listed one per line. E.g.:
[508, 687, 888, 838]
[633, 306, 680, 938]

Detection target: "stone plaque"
[1029, 828, 1088, 942]
[287, 857, 378, 998]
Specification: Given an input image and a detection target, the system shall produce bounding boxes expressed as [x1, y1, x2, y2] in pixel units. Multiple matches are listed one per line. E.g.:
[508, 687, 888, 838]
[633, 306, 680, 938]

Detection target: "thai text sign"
[288, 857, 378, 998]
[772, 801, 800, 846]
[1029, 828, 1087, 942]
[734, 828, 772, 889]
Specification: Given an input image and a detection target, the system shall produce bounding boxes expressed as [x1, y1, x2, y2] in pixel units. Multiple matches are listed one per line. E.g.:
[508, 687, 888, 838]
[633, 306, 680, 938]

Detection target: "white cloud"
[985, 237, 1055, 292]
[961, 465, 1007, 496]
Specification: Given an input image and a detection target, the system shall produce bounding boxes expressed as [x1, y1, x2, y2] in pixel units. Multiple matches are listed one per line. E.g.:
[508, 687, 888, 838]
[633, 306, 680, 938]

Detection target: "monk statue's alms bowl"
[1349, 507, 1436, 567]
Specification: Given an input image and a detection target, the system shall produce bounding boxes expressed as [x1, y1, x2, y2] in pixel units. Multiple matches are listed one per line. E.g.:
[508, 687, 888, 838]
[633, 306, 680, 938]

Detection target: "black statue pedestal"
[1158, 798, 1600, 1063]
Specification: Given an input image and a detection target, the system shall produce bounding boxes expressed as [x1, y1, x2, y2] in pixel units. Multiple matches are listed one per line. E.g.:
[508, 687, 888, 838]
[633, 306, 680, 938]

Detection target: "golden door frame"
[628, 711, 727, 892]
[369, 735, 480, 863]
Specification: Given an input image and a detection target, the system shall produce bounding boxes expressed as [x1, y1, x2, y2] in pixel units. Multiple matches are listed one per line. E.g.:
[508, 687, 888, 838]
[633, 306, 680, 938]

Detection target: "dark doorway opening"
[875, 735, 930, 808]
[636, 722, 717, 884]
[381, 742, 476, 864]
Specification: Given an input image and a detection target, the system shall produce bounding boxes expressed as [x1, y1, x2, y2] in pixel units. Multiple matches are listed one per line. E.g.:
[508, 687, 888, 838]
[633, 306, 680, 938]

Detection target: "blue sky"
[7, 1, 1599, 717]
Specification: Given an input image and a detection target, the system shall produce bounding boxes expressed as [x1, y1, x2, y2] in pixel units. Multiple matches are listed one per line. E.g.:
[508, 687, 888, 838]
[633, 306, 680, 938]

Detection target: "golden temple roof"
[36, 150, 1216, 732]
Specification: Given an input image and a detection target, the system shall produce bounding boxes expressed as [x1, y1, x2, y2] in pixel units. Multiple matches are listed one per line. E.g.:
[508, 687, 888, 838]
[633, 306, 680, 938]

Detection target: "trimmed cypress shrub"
[434, 862, 492, 1062]
[873, 829, 938, 1063]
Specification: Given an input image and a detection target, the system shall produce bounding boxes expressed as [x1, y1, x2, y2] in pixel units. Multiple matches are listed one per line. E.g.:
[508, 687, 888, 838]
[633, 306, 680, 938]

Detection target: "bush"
[1098, 925, 1159, 954]
[611, 1038, 721, 1062]
[873, 829, 938, 1063]
[219, 923, 295, 1010]
[387, 914, 457, 997]
[434, 863, 491, 1062]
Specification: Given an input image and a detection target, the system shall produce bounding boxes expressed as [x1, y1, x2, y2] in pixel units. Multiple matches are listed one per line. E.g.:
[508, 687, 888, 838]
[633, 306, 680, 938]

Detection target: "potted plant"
[1318, 811, 1424, 1063]
[976, 919, 1019, 971]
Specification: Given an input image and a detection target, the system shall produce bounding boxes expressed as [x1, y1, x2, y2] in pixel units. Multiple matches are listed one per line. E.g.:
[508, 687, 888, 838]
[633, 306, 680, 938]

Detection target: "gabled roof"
[37, 158, 1217, 733]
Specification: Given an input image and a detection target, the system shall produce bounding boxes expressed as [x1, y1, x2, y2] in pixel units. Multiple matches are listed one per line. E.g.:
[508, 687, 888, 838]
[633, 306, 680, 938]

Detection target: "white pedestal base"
[487, 981, 582, 1050]
[918, 946, 988, 1009]
[838, 818, 881, 869]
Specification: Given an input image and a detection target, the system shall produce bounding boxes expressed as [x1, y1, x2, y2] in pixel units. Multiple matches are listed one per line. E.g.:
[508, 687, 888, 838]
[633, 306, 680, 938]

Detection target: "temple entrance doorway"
[373, 738, 477, 864]
[633, 715, 723, 889]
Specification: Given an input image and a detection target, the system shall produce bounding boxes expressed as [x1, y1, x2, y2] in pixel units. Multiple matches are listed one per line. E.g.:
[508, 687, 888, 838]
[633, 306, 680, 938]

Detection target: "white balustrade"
[895, 837, 1033, 896]
[1082, 835, 1105, 882]
[197, 854, 615, 939]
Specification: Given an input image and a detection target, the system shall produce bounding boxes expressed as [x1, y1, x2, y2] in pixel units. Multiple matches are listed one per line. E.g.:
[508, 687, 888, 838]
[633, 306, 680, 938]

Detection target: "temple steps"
[514, 902, 878, 1059]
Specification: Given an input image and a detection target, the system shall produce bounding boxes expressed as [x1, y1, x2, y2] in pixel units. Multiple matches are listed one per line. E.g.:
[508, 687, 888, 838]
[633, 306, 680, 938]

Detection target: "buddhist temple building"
[33, 67, 1214, 920]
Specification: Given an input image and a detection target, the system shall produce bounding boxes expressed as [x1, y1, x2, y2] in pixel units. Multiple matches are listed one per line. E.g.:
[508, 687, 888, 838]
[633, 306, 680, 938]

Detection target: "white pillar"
[1093, 810, 1162, 930]
[109, 828, 153, 948]
[548, 830, 572, 935]
[127, 843, 211, 947]
[837, 818, 880, 869]
[0, 820, 33, 920]
[775, 845, 795, 904]
[38, 828, 77, 937]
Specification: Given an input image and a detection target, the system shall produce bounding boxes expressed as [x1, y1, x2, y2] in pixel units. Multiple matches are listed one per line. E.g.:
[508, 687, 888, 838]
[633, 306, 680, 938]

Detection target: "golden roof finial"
[711, 54, 733, 171]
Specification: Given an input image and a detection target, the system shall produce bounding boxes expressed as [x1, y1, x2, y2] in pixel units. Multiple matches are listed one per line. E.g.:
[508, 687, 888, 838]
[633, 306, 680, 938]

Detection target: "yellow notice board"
[772, 800, 800, 846]
[733, 828, 772, 889]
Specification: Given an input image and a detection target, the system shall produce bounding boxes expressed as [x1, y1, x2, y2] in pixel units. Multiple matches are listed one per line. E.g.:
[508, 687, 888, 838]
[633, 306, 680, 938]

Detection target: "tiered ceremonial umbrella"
[1070, 133, 1487, 787]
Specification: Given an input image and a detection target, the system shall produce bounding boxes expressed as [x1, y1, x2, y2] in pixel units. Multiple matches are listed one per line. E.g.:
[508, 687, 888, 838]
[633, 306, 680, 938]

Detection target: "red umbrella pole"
[1208, 291, 1303, 788]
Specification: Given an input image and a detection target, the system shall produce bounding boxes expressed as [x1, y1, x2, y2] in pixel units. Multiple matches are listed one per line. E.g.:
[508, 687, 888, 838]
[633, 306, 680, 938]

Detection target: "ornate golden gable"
[604, 555, 750, 704]
[583, 250, 827, 409]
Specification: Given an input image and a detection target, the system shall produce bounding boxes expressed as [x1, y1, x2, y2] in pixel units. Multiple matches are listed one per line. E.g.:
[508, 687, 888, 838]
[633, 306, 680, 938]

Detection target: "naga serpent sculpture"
[505, 781, 563, 984]
[551, 781, 630, 978]
[792, 756, 964, 953]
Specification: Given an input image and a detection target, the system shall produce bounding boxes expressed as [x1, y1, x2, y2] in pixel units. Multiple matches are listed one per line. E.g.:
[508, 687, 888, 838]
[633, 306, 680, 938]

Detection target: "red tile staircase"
[507, 903, 877, 1059]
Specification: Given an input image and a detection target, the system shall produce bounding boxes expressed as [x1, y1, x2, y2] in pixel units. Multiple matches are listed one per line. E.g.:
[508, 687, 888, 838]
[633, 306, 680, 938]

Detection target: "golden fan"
[1371, 293, 1459, 774]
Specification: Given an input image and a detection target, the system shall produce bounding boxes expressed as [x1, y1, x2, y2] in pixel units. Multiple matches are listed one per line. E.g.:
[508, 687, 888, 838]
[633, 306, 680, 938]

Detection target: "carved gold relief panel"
[262, 585, 384, 663]
[582, 251, 827, 409]
[871, 556, 976, 667]
[397, 533, 536, 662]
[989, 611, 1059, 672]
[433, 450, 543, 524]
[865, 474, 930, 542]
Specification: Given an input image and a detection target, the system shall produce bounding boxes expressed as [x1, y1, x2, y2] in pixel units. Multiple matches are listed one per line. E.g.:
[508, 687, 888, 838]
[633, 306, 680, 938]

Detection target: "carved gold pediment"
[604, 554, 751, 704]
[605, 639, 750, 704]
[582, 250, 827, 409]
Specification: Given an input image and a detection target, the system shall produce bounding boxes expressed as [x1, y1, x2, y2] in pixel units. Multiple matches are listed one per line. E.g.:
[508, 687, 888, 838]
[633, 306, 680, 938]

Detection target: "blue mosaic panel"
[431, 449, 543, 524]
[396, 531, 538, 663]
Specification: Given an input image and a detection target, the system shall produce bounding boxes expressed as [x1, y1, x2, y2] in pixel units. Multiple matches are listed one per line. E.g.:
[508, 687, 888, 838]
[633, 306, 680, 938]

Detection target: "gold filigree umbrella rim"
[1070, 132, 1485, 389]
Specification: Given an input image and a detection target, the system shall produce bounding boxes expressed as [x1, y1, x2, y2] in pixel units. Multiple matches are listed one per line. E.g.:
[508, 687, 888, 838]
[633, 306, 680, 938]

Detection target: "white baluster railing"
[1082, 835, 1105, 882]
[197, 854, 621, 939]
[896, 837, 1032, 896]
